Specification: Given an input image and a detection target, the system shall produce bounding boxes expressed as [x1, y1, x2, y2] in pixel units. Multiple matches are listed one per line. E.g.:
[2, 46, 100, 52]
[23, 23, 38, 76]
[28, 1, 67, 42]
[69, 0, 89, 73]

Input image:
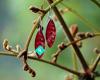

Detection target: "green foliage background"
[0, 0, 100, 80]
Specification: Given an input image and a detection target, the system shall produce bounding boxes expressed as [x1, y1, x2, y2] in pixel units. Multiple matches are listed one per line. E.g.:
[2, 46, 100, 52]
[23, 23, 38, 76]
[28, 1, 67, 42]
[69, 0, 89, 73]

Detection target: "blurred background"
[0, 0, 100, 80]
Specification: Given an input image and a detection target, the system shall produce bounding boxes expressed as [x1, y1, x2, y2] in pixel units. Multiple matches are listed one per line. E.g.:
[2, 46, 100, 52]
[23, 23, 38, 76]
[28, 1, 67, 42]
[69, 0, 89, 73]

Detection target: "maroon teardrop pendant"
[35, 26, 45, 58]
[46, 19, 56, 48]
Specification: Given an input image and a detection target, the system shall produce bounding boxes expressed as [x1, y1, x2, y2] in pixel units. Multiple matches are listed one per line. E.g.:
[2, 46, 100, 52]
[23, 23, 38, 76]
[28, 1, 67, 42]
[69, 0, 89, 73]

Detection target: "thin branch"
[90, 0, 100, 8]
[72, 52, 78, 80]
[0, 51, 82, 76]
[91, 54, 100, 72]
[29, 6, 46, 13]
[66, 33, 100, 47]
[24, 15, 44, 51]
[30, 0, 63, 14]
[52, 33, 100, 63]
[61, 2, 100, 32]
[47, 0, 90, 72]
[72, 52, 78, 71]
[45, 0, 63, 12]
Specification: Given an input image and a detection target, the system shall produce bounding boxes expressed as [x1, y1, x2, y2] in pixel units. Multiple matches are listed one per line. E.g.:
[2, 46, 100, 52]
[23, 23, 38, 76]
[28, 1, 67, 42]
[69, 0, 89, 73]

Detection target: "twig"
[29, 6, 46, 13]
[91, 54, 100, 72]
[72, 52, 78, 80]
[52, 33, 100, 64]
[3, 39, 21, 54]
[90, 0, 100, 8]
[61, 2, 100, 32]
[0, 51, 82, 76]
[30, 0, 63, 14]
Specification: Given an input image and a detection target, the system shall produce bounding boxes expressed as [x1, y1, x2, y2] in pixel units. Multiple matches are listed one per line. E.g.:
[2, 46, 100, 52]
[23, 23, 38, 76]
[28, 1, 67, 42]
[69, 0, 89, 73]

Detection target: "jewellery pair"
[35, 18, 56, 58]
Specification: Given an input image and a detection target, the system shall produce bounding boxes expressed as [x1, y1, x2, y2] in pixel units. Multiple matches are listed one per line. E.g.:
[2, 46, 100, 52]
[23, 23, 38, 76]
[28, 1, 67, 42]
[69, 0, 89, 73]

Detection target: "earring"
[46, 18, 56, 48]
[35, 24, 45, 58]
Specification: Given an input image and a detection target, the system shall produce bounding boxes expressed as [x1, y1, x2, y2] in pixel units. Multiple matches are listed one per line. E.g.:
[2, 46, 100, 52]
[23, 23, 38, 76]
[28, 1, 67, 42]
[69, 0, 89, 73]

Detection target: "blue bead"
[35, 46, 45, 55]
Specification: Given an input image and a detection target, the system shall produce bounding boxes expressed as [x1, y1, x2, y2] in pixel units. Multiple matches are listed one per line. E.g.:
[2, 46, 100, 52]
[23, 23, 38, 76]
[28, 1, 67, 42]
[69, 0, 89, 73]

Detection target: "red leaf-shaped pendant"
[35, 27, 45, 58]
[46, 19, 56, 47]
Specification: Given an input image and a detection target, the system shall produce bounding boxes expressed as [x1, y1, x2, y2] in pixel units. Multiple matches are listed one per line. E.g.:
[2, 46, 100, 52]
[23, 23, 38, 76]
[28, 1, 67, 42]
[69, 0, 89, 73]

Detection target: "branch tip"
[29, 5, 46, 14]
